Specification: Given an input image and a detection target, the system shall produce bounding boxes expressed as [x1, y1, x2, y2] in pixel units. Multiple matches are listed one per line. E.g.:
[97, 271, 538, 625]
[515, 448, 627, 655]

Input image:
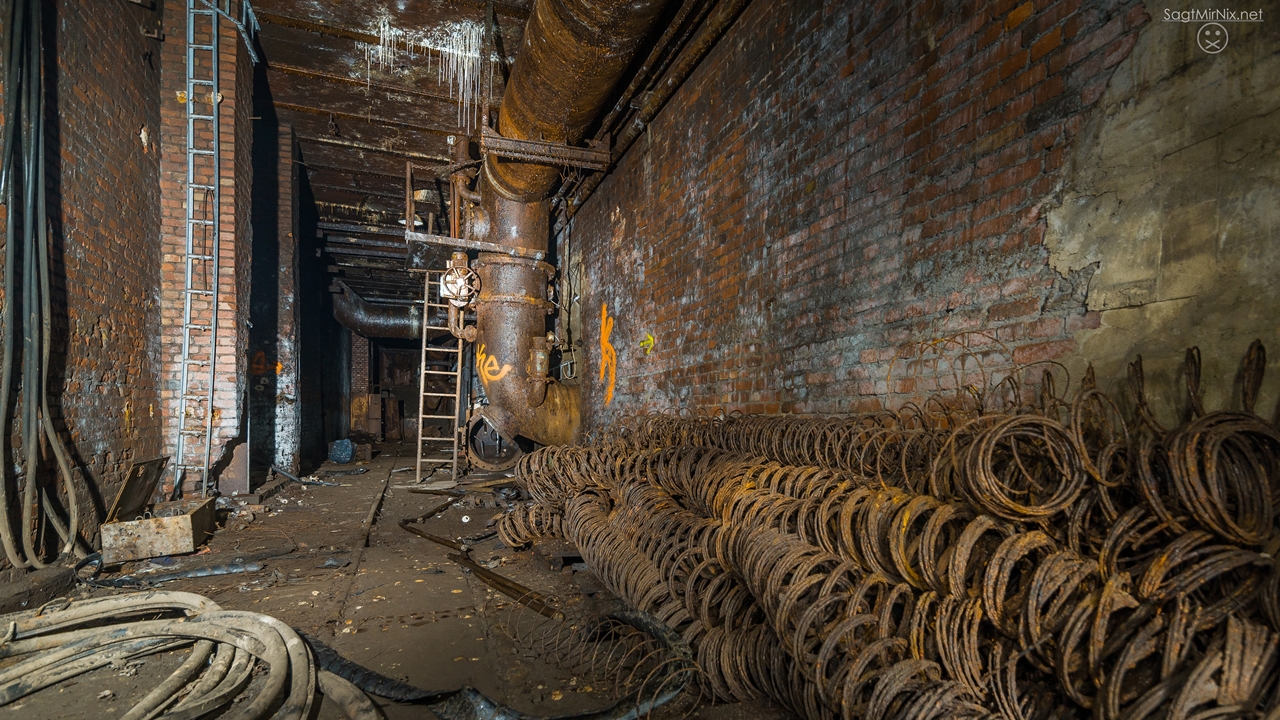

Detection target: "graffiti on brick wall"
[476, 343, 512, 386]
[600, 303, 617, 405]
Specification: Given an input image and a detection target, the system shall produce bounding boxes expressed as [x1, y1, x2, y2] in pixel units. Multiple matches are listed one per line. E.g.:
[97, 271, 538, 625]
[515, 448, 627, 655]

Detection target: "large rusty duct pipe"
[332, 282, 424, 339]
[472, 0, 669, 446]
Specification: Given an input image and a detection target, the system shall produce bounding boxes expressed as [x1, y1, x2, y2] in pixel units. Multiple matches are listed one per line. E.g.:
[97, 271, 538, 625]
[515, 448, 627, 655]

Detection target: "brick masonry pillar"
[158, 3, 253, 495]
[274, 127, 300, 472]
[350, 333, 370, 433]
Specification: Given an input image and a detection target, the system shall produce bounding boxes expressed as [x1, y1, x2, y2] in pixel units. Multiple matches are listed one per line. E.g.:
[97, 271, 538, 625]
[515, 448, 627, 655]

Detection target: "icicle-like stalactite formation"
[359, 15, 489, 134]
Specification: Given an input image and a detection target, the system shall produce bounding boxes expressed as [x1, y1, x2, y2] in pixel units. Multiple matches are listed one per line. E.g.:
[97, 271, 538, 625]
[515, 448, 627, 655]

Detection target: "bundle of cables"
[0, 590, 368, 720]
[0, 590, 695, 720]
[0, 0, 88, 567]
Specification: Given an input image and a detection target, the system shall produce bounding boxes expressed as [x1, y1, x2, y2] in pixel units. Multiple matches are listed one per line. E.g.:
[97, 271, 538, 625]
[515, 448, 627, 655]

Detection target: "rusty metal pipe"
[593, 0, 714, 140]
[484, 0, 671, 201]
[470, 0, 670, 446]
[565, 0, 751, 223]
[332, 283, 424, 339]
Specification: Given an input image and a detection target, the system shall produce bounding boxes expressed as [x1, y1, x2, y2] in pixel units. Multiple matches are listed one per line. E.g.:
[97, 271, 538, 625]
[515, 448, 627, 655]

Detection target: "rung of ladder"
[423, 347, 461, 354]
[421, 392, 458, 398]
[419, 437, 455, 442]
[186, 323, 211, 330]
[187, 254, 213, 260]
[420, 414, 457, 420]
[184, 289, 213, 295]
[422, 369, 458, 376]
[190, 44, 214, 51]
[189, 113, 214, 120]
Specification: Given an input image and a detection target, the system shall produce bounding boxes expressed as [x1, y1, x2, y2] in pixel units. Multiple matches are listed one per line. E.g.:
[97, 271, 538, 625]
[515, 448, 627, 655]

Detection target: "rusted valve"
[442, 252, 479, 341]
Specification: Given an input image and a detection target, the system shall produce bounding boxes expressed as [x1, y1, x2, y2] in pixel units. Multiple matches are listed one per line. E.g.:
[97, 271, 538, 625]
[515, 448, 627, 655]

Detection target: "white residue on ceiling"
[360, 12, 495, 134]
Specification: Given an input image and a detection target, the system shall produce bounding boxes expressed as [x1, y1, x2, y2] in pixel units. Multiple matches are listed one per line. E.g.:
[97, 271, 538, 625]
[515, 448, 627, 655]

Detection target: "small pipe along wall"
[468, 0, 670, 447]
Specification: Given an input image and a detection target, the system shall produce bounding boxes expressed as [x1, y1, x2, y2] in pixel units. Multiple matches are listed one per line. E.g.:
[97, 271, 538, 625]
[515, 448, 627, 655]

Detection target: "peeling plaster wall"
[1047, 0, 1280, 423]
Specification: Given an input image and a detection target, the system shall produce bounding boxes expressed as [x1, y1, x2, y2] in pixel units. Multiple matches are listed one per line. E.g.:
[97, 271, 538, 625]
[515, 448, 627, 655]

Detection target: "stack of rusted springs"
[500, 342, 1280, 720]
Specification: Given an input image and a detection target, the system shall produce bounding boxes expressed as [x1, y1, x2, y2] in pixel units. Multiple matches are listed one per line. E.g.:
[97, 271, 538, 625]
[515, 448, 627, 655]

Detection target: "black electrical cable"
[0, 0, 85, 569]
[0, 0, 24, 569]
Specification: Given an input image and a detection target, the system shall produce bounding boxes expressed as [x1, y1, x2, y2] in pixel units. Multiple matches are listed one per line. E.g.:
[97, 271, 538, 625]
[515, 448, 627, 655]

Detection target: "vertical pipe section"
[472, 0, 669, 446]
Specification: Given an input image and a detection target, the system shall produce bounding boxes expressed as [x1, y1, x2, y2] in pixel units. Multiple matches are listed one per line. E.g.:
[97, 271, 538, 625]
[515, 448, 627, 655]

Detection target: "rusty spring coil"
[493, 602, 704, 716]
[506, 343, 1280, 720]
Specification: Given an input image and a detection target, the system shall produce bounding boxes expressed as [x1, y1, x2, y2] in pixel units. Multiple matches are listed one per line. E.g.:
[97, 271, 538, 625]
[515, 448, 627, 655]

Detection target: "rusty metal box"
[99, 457, 215, 564]
[100, 497, 216, 564]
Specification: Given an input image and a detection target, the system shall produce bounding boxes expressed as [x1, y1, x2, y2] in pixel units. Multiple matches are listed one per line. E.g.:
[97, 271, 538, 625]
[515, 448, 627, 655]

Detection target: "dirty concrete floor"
[6, 446, 791, 720]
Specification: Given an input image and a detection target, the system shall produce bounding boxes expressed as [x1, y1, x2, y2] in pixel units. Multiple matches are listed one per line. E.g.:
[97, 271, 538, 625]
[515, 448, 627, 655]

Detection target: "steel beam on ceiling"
[268, 62, 500, 109]
[296, 134, 449, 162]
[318, 221, 404, 237]
[325, 245, 407, 259]
[325, 235, 410, 250]
[277, 101, 462, 138]
[327, 266, 421, 280]
[309, 182, 435, 205]
[330, 255, 404, 269]
[302, 161, 438, 184]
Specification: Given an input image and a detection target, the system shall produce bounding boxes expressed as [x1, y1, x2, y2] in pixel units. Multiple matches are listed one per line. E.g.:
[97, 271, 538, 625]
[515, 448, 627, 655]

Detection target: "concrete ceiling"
[252, 0, 709, 307]
[253, 0, 534, 304]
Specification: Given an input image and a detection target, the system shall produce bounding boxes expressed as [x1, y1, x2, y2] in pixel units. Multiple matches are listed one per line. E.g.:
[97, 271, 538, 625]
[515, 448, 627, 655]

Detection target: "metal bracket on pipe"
[405, 230, 545, 270]
[479, 126, 611, 171]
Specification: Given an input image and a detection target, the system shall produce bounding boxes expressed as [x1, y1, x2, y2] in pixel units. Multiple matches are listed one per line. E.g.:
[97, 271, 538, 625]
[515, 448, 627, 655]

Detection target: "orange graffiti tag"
[250, 350, 270, 375]
[476, 344, 511, 386]
[599, 303, 616, 405]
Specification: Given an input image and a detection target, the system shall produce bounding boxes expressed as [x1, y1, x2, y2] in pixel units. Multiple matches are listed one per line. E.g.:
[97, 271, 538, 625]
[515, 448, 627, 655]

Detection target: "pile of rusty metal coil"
[502, 342, 1280, 720]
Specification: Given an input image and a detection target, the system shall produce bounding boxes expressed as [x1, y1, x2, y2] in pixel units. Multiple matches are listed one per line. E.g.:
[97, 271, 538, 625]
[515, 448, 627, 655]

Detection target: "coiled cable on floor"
[0, 589, 696, 720]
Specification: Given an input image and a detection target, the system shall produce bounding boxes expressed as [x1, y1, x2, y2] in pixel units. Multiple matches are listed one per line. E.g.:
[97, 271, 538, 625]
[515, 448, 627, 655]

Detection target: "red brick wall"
[352, 334, 370, 397]
[572, 0, 1147, 427]
[158, 3, 254, 494]
[0, 1, 166, 573]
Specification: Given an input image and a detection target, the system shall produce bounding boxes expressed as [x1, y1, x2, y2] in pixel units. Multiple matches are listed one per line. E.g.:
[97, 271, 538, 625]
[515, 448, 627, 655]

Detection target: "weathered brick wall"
[294, 167, 346, 469]
[572, 0, 1148, 427]
[158, 3, 253, 494]
[352, 333, 370, 396]
[273, 128, 300, 471]
[249, 116, 300, 474]
[0, 1, 165, 574]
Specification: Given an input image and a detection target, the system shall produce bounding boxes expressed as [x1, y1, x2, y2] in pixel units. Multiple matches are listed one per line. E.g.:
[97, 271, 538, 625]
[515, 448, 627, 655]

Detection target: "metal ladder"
[415, 269, 465, 482]
[172, 0, 222, 497]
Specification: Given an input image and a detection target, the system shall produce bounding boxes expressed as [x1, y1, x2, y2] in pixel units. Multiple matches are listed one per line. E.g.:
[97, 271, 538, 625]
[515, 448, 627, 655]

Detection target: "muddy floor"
[5, 446, 791, 719]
